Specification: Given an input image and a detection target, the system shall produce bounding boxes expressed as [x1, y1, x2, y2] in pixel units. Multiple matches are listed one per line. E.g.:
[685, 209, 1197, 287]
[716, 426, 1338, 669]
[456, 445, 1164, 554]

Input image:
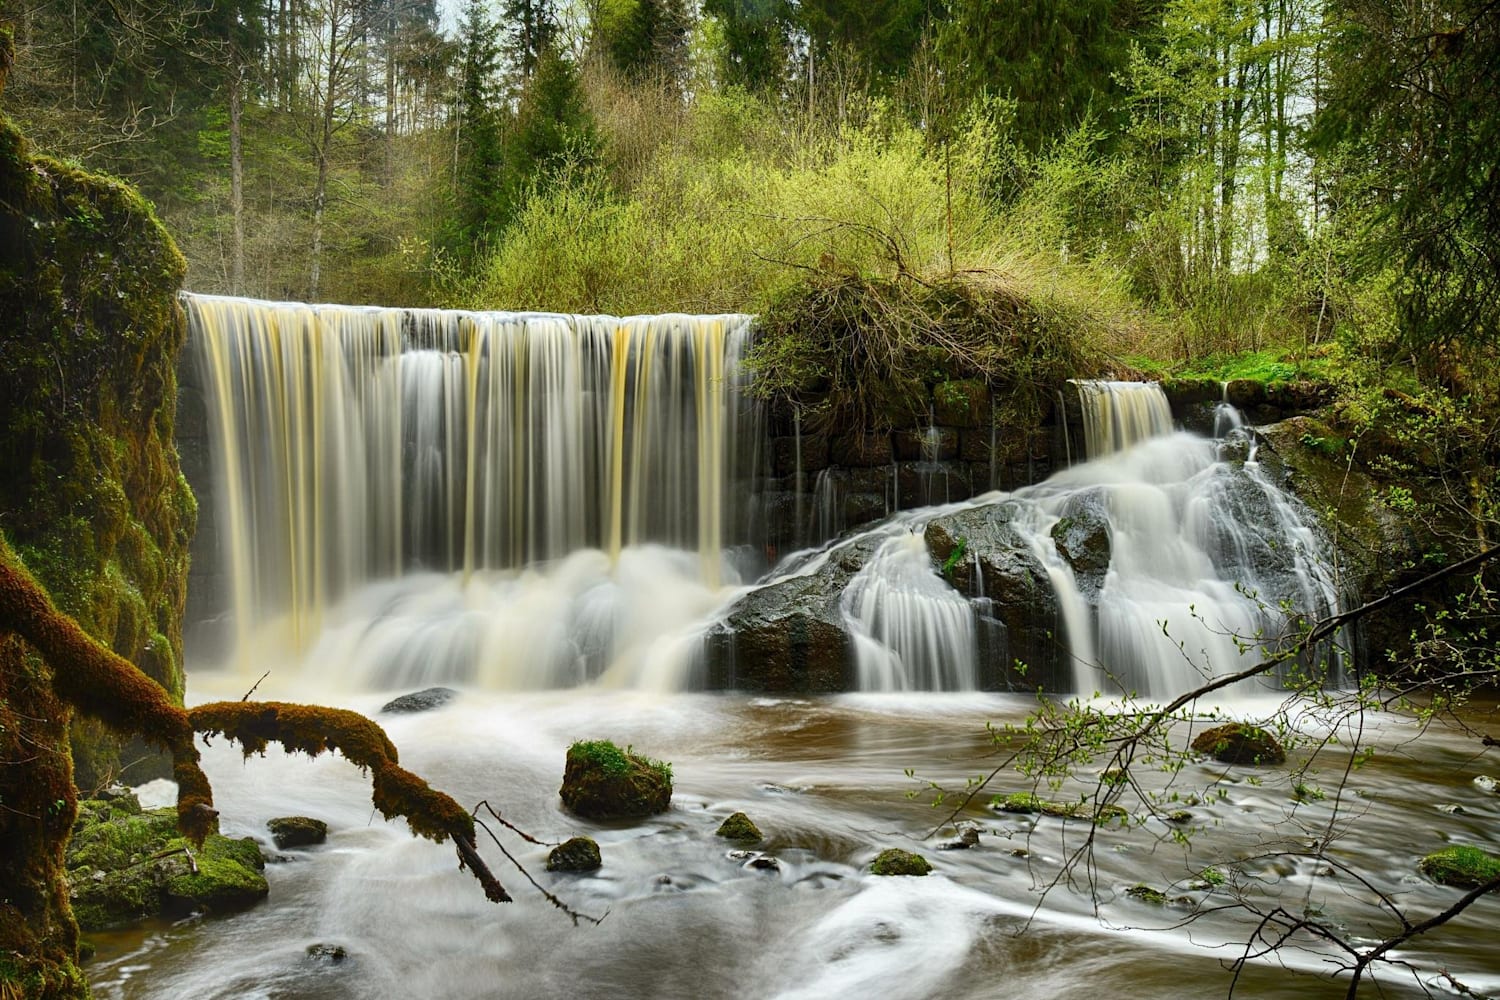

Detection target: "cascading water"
[1073, 379, 1176, 458]
[187, 294, 761, 687]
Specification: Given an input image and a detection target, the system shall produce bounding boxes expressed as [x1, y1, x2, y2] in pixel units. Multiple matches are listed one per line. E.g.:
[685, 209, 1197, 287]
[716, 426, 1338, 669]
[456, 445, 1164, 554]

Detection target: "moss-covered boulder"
[66, 804, 268, 930]
[546, 836, 603, 873]
[715, 812, 763, 843]
[268, 816, 328, 850]
[994, 791, 1127, 823]
[1418, 846, 1500, 890]
[1190, 723, 1286, 765]
[870, 849, 932, 876]
[559, 740, 672, 820]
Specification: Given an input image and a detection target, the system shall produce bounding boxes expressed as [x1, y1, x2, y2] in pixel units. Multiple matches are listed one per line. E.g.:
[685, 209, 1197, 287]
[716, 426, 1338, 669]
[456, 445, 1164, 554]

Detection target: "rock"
[746, 855, 781, 873]
[870, 849, 932, 876]
[937, 827, 980, 850]
[66, 803, 269, 930]
[558, 740, 672, 820]
[306, 943, 348, 963]
[1473, 775, 1497, 793]
[546, 836, 602, 873]
[1049, 490, 1112, 585]
[379, 686, 456, 714]
[1126, 884, 1168, 905]
[831, 432, 893, 467]
[1437, 804, 1468, 815]
[1225, 379, 1267, 408]
[715, 812, 763, 843]
[267, 816, 328, 849]
[1190, 723, 1287, 765]
[1418, 846, 1500, 889]
[993, 791, 1126, 824]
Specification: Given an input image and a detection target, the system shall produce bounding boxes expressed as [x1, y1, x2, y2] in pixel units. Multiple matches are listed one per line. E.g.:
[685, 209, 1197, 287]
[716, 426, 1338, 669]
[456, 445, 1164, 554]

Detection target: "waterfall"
[1074, 380, 1175, 458]
[186, 295, 760, 678]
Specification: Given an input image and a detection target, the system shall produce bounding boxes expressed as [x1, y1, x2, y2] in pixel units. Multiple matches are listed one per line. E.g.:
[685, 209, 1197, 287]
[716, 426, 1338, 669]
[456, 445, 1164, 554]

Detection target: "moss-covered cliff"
[0, 29, 192, 998]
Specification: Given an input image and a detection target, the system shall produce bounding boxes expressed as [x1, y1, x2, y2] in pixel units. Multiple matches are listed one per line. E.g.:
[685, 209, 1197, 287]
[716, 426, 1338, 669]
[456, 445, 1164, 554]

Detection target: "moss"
[1190, 723, 1287, 766]
[559, 740, 673, 820]
[994, 791, 1127, 824]
[1418, 846, 1500, 890]
[870, 849, 932, 876]
[66, 804, 268, 929]
[1126, 884, 1168, 904]
[546, 836, 603, 873]
[715, 812, 763, 843]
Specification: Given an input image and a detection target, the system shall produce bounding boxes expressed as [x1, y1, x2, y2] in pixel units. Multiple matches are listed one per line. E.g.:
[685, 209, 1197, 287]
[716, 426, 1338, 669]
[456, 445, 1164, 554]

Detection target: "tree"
[503, 0, 560, 81]
[701, 0, 793, 93]
[593, 0, 692, 84]
[454, 0, 507, 253]
[1313, 0, 1500, 355]
[496, 43, 598, 224]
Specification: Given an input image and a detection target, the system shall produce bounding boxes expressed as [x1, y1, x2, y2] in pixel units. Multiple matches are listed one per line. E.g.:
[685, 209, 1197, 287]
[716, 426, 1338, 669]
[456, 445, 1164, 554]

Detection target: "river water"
[86, 681, 1500, 999]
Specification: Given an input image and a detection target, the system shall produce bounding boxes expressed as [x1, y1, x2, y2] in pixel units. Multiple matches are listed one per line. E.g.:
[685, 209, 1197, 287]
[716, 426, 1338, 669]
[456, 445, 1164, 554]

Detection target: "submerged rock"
[305, 943, 348, 963]
[67, 802, 268, 930]
[1126, 884, 1169, 905]
[559, 740, 672, 820]
[546, 836, 603, 873]
[870, 849, 932, 876]
[993, 791, 1127, 824]
[937, 827, 981, 850]
[715, 812, 763, 843]
[268, 816, 328, 849]
[379, 687, 457, 714]
[1418, 846, 1500, 889]
[1190, 723, 1287, 765]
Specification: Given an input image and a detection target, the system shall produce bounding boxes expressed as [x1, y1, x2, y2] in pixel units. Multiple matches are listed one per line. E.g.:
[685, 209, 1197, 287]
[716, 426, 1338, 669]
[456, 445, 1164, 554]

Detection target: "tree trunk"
[229, 64, 246, 296]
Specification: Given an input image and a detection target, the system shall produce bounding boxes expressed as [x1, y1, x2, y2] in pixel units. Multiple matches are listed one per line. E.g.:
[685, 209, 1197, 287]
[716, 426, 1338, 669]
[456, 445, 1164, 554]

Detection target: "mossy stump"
[1418, 846, 1500, 890]
[1190, 723, 1286, 766]
[559, 740, 672, 820]
[546, 836, 603, 873]
[870, 849, 932, 876]
[715, 812, 763, 843]
[268, 816, 328, 849]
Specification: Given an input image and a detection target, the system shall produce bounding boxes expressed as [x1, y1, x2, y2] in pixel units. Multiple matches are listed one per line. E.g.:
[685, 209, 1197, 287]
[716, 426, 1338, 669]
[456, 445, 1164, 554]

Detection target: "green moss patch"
[870, 849, 932, 876]
[559, 740, 672, 820]
[1418, 846, 1500, 890]
[993, 791, 1127, 824]
[66, 804, 267, 930]
[715, 811, 763, 843]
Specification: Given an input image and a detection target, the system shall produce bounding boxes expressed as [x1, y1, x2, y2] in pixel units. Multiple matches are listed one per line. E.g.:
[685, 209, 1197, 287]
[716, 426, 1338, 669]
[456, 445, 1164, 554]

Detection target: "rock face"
[267, 816, 328, 849]
[559, 741, 673, 820]
[66, 799, 268, 931]
[379, 687, 457, 714]
[924, 502, 1068, 689]
[870, 849, 932, 876]
[546, 836, 603, 873]
[1190, 723, 1287, 765]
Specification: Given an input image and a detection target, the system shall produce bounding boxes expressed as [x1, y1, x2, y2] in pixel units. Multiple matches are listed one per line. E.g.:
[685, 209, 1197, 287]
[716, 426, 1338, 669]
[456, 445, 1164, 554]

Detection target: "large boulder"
[1190, 723, 1286, 765]
[67, 801, 268, 930]
[924, 501, 1067, 689]
[559, 741, 672, 820]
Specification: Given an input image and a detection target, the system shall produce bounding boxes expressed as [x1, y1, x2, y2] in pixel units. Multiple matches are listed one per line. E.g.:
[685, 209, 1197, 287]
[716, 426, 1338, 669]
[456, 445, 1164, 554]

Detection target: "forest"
[1, 0, 1500, 997]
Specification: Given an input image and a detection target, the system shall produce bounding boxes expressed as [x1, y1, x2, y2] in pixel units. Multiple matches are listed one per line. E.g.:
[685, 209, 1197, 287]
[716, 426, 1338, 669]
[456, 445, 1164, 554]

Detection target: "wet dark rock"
[746, 855, 781, 873]
[1049, 490, 1112, 586]
[715, 812, 763, 843]
[379, 687, 456, 714]
[870, 849, 931, 876]
[924, 502, 1065, 689]
[306, 943, 348, 963]
[268, 816, 327, 850]
[559, 740, 672, 820]
[894, 427, 960, 462]
[1225, 379, 1267, 408]
[546, 836, 603, 872]
[933, 380, 990, 428]
[831, 432, 893, 466]
[1191, 723, 1287, 765]
[937, 827, 980, 850]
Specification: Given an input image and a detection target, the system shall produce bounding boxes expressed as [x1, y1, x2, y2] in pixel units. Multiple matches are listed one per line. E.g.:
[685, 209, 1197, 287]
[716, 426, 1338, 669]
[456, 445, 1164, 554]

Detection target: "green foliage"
[566, 739, 672, 784]
[940, 537, 968, 577]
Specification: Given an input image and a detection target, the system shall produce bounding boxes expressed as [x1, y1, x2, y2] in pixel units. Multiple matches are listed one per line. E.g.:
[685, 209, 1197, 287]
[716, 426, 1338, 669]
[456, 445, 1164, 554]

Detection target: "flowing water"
[87, 299, 1500, 997]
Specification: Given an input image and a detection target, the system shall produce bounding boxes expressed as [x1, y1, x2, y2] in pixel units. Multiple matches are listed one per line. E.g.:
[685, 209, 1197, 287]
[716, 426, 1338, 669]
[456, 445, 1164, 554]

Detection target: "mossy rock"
[267, 816, 328, 849]
[558, 740, 672, 820]
[1418, 846, 1500, 890]
[994, 791, 1126, 824]
[1190, 723, 1286, 765]
[546, 836, 602, 873]
[1126, 884, 1168, 905]
[66, 804, 267, 930]
[870, 849, 931, 876]
[715, 812, 763, 843]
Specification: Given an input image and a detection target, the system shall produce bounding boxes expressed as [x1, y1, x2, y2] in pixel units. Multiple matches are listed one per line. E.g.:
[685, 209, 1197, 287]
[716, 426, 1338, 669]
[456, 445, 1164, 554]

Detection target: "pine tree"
[455, 0, 507, 253]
